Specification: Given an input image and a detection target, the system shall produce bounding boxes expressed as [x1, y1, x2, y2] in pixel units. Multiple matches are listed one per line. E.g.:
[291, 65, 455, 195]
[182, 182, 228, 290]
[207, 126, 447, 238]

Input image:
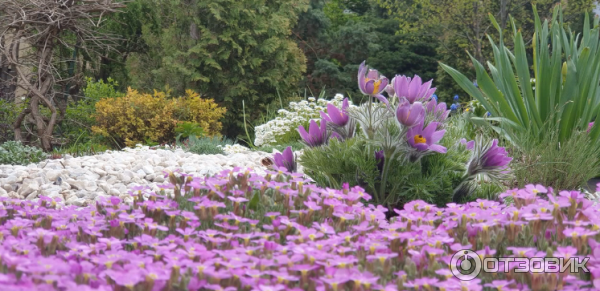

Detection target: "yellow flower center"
[414, 135, 427, 144]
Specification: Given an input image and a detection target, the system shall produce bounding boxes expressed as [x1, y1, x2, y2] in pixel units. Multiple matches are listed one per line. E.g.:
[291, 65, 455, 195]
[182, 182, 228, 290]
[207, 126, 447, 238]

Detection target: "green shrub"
[56, 78, 123, 149]
[0, 100, 26, 143]
[182, 135, 233, 155]
[174, 122, 205, 142]
[0, 141, 47, 165]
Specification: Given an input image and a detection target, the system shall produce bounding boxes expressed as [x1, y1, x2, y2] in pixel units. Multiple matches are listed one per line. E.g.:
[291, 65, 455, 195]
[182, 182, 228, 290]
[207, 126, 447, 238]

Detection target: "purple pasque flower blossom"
[480, 139, 512, 170]
[320, 98, 350, 127]
[396, 101, 425, 127]
[425, 98, 450, 122]
[392, 74, 436, 104]
[298, 119, 329, 147]
[466, 137, 512, 178]
[320, 98, 356, 140]
[459, 138, 475, 150]
[358, 61, 389, 105]
[406, 121, 447, 154]
[272, 146, 297, 173]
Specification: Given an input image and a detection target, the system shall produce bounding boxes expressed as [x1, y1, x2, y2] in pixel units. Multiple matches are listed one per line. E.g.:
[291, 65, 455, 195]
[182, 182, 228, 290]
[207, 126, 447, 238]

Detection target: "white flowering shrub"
[254, 94, 356, 146]
[217, 144, 250, 155]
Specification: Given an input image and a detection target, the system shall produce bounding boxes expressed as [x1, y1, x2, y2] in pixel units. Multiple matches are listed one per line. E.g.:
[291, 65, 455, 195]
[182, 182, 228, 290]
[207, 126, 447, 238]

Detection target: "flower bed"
[0, 168, 596, 290]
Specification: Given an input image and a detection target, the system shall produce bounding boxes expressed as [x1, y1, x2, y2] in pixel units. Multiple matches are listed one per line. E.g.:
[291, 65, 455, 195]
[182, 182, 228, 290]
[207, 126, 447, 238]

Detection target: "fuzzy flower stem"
[378, 150, 395, 204]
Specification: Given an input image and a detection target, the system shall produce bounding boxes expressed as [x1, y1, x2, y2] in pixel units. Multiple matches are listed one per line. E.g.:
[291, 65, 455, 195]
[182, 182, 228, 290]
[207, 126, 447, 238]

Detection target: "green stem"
[378, 151, 394, 204]
[242, 100, 256, 150]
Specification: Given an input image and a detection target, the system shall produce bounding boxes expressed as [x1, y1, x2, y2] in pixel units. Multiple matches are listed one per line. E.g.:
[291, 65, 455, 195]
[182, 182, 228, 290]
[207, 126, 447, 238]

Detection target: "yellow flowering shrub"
[92, 88, 225, 147]
[172, 90, 226, 136]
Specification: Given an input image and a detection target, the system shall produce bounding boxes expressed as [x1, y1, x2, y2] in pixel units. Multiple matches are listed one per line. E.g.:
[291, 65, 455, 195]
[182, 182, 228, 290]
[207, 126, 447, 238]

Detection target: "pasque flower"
[358, 61, 389, 105]
[426, 98, 450, 122]
[393, 74, 436, 104]
[272, 146, 297, 173]
[298, 120, 329, 147]
[466, 138, 512, 177]
[396, 101, 425, 127]
[406, 121, 447, 153]
[480, 139, 512, 170]
[320, 98, 350, 127]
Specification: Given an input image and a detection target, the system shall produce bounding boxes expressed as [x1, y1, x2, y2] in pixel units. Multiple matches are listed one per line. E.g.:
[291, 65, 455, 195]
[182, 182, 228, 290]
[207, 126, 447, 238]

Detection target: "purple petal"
[422, 122, 438, 140]
[426, 99, 437, 114]
[374, 94, 389, 107]
[429, 144, 447, 154]
[358, 61, 367, 94]
[415, 144, 429, 151]
[365, 80, 376, 95]
[430, 130, 446, 144]
[320, 111, 332, 123]
[367, 69, 379, 80]
[393, 75, 410, 100]
[282, 146, 294, 165]
[298, 125, 311, 143]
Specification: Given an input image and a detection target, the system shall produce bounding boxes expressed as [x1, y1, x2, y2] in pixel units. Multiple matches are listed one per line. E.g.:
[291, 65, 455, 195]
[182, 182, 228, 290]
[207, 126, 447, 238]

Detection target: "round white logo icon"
[450, 249, 482, 280]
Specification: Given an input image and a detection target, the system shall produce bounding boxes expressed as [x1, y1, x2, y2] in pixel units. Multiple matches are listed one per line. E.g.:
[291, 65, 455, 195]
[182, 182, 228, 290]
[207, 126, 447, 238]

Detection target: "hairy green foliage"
[0, 141, 47, 165]
[182, 135, 234, 155]
[127, 0, 309, 138]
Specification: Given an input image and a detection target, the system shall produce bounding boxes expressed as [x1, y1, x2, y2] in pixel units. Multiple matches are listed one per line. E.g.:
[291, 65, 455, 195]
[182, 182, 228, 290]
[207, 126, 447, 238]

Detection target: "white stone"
[18, 179, 39, 196]
[40, 185, 61, 197]
[25, 191, 38, 200]
[68, 180, 98, 192]
[0, 187, 7, 197]
[93, 168, 107, 176]
[108, 188, 121, 196]
[142, 165, 154, 175]
[45, 170, 63, 182]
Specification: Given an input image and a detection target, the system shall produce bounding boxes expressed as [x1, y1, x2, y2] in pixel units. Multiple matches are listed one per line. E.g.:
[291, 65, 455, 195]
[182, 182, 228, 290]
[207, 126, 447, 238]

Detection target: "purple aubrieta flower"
[392, 74, 436, 104]
[406, 121, 447, 154]
[358, 61, 389, 105]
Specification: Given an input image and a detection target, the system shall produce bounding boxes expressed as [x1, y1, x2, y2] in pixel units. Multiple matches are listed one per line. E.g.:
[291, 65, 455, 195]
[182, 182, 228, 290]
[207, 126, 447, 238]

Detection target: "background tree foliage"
[377, 0, 595, 102]
[293, 0, 439, 104]
[124, 0, 309, 138]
